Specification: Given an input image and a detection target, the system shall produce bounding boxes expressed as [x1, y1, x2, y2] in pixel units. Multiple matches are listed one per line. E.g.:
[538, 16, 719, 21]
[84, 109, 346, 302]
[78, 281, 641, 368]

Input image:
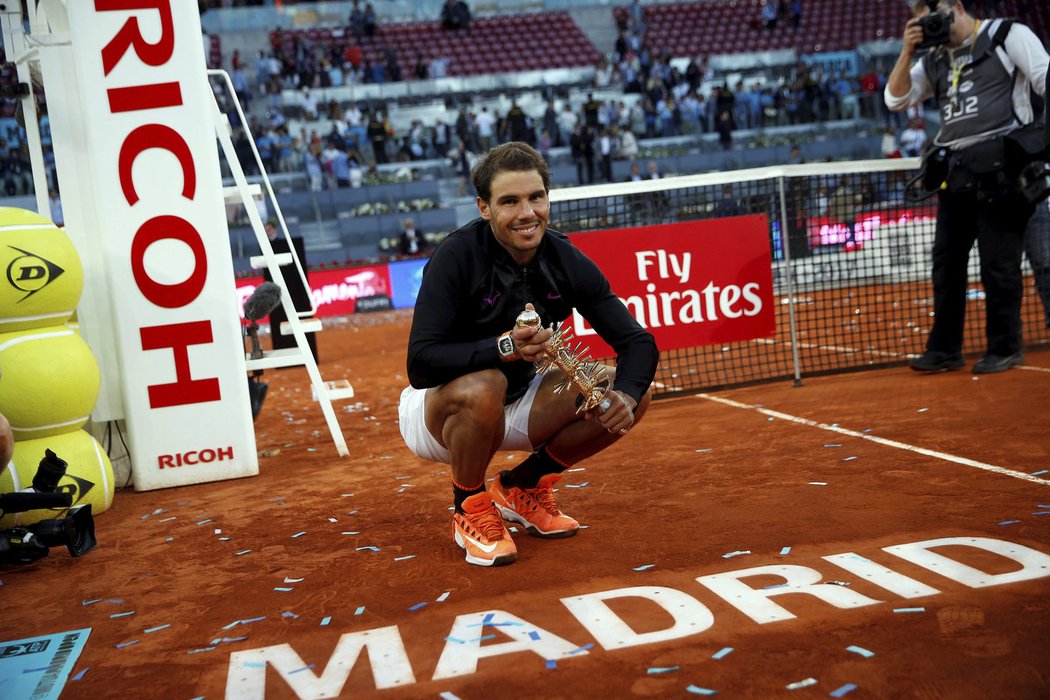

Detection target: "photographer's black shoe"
[909, 351, 965, 373]
[972, 352, 1024, 374]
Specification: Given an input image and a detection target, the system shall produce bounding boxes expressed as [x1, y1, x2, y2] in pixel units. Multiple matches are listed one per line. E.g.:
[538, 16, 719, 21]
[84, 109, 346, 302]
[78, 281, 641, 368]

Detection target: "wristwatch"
[497, 331, 519, 362]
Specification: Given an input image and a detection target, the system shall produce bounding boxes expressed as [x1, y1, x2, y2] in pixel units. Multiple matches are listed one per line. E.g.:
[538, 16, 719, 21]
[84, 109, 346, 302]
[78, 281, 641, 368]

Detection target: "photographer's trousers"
[928, 190, 1027, 357]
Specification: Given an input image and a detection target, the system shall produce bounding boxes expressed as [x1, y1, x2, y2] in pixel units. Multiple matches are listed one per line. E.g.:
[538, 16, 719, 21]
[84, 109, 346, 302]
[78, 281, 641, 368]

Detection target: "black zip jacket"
[407, 218, 658, 404]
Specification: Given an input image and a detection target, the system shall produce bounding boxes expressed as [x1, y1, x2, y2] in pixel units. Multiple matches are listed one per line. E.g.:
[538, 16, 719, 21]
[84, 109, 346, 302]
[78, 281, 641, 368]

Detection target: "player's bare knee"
[448, 369, 507, 417]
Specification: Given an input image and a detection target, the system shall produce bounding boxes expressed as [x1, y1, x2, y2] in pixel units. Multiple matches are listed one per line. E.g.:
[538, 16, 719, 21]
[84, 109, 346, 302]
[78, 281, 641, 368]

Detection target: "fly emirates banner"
[568, 216, 776, 356]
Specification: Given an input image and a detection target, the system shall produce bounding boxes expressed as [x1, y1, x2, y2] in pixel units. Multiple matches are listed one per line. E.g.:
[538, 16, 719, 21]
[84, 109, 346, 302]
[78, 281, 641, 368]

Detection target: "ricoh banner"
[65, 2, 257, 490]
[569, 216, 777, 355]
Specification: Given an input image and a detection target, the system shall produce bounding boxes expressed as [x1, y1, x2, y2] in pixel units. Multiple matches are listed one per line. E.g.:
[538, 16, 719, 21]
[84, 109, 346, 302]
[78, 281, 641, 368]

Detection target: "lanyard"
[948, 19, 981, 104]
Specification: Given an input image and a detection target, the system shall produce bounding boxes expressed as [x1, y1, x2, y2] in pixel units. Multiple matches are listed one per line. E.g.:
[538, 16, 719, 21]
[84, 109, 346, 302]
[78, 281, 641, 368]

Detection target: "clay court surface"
[3, 310, 1049, 699]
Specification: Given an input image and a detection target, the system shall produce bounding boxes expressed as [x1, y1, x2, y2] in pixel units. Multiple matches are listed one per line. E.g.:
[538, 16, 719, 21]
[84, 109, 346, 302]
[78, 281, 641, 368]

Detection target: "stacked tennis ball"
[0, 207, 114, 527]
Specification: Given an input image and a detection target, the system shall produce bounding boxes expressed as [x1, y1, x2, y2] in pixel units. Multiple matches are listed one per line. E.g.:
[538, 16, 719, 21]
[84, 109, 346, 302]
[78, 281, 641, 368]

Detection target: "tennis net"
[549, 159, 1050, 396]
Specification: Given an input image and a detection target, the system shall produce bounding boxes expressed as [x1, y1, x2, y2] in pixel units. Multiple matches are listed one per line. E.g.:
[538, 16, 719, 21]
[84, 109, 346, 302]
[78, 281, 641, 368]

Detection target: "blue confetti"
[545, 659, 557, 670]
[998, 520, 1021, 526]
[282, 611, 300, 619]
[894, 607, 925, 613]
[354, 606, 366, 616]
[780, 546, 792, 555]
[830, 683, 858, 697]
[633, 564, 655, 571]
[647, 666, 680, 675]
[291, 532, 307, 538]
[320, 616, 331, 626]
[115, 640, 139, 649]
[288, 665, 315, 674]
[274, 587, 294, 592]
[71, 667, 89, 681]
[144, 624, 170, 634]
[1030, 470, 1048, 476]
[482, 612, 495, 625]
[528, 631, 541, 641]
[686, 685, 718, 695]
[409, 602, 428, 612]
[712, 647, 734, 660]
[22, 667, 50, 674]
[568, 643, 593, 655]
[846, 645, 874, 658]
[110, 611, 135, 619]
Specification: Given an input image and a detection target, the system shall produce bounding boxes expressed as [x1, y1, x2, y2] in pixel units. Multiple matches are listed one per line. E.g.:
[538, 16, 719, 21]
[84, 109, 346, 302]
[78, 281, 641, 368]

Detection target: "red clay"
[2, 309, 1048, 699]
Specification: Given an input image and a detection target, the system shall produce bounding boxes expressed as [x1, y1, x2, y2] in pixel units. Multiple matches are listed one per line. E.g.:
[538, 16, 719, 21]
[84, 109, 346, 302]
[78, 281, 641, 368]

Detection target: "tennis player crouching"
[399, 142, 658, 566]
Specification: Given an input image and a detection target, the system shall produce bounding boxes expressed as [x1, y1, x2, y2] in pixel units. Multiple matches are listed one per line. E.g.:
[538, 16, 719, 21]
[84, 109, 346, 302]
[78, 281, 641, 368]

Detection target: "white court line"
[1019, 365, 1050, 374]
[696, 392, 1050, 486]
[751, 337, 910, 360]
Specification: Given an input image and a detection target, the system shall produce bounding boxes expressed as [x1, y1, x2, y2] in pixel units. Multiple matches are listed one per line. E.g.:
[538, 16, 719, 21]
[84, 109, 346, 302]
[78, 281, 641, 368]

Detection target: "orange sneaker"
[453, 492, 517, 566]
[490, 472, 580, 539]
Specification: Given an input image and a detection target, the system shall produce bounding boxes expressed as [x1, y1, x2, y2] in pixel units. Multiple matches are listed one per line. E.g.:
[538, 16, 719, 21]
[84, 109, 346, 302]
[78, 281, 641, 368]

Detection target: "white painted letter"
[432, 610, 583, 680]
[823, 553, 941, 599]
[225, 626, 415, 699]
[883, 536, 1050, 588]
[561, 585, 713, 650]
[697, 565, 882, 624]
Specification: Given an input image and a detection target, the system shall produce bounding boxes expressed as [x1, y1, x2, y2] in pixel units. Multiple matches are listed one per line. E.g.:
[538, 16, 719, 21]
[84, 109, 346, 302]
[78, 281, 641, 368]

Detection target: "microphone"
[244, 282, 282, 361]
[244, 281, 283, 321]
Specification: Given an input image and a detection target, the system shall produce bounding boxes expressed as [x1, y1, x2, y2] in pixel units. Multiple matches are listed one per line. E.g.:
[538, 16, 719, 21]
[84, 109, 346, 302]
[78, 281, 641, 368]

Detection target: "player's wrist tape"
[497, 331, 519, 361]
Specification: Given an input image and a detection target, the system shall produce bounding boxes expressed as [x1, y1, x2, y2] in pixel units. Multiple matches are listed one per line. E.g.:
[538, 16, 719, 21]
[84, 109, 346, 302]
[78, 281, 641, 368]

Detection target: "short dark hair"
[471, 141, 550, 202]
[909, 0, 959, 12]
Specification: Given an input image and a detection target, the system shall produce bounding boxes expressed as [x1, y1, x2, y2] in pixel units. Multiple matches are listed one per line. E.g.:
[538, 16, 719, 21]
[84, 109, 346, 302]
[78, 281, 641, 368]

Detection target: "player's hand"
[585, 389, 637, 436]
[511, 303, 553, 363]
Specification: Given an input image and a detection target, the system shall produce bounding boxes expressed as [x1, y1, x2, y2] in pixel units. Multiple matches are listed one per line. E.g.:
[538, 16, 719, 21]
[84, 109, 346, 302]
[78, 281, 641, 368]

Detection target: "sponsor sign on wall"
[568, 216, 776, 355]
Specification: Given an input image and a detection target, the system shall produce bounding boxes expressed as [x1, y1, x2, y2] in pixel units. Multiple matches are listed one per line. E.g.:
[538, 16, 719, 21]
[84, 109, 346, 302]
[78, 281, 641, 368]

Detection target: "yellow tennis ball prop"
[0, 325, 100, 440]
[0, 429, 115, 528]
[0, 207, 84, 333]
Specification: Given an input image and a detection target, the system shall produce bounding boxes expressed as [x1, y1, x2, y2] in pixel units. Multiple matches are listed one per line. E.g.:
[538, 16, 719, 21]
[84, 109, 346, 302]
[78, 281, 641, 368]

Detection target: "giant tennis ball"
[0, 325, 100, 440]
[0, 429, 114, 528]
[0, 207, 83, 333]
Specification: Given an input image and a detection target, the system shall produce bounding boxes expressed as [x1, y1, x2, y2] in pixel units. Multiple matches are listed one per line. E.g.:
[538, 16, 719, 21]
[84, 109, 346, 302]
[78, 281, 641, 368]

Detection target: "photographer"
[885, 0, 1048, 374]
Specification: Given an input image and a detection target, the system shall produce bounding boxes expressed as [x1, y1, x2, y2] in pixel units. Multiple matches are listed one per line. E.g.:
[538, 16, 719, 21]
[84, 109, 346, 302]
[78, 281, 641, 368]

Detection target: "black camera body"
[918, 3, 954, 49]
[0, 449, 97, 566]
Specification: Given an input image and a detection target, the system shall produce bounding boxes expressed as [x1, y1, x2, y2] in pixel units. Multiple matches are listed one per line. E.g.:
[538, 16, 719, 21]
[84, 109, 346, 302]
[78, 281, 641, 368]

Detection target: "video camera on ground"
[0, 449, 97, 566]
[918, 0, 954, 49]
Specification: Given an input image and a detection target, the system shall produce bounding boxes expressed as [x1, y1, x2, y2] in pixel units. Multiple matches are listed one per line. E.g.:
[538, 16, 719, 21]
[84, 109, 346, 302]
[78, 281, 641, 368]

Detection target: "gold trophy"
[515, 309, 611, 414]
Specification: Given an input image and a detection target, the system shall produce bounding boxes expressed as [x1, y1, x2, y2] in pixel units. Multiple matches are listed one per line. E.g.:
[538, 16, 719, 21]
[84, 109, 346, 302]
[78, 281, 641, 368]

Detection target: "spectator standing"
[762, 0, 778, 31]
[475, 106, 497, 151]
[349, 0, 365, 40]
[363, 3, 378, 40]
[598, 127, 614, 182]
[881, 126, 902, 157]
[304, 143, 324, 191]
[399, 217, 425, 256]
[433, 119, 451, 159]
[898, 117, 928, 157]
[569, 123, 595, 185]
[367, 111, 389, 164]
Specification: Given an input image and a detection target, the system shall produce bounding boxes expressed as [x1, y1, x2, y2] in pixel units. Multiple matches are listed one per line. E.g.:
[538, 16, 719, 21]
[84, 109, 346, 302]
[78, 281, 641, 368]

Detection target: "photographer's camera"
[0, 448, 98, 566]
[918, 1, 954, 48]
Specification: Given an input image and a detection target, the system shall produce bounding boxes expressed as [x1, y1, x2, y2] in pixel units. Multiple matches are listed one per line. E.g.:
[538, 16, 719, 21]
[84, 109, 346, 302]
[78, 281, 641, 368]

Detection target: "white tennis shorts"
[398, 372, 544, 463]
